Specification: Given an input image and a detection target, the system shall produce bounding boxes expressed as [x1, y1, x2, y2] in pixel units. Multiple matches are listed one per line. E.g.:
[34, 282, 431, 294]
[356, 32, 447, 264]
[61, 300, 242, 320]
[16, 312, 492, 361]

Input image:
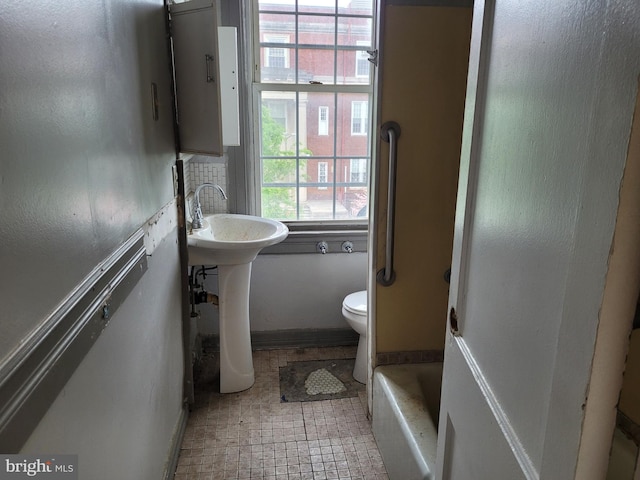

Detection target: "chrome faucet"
[192, 183, 227, 229]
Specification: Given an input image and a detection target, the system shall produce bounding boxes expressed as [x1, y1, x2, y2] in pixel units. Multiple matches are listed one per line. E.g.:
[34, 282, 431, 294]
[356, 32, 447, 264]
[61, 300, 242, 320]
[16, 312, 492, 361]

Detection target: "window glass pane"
[336, 49, 370, 85]
[260, 47, 296, 83]
[299, 14, 335, 45]
[262, 157, 297, 185]
[335, 93, 369, 156]
[300, 159, 337, 218]
[259, 14, 295, 83]
[260, 92, 297, 155]
[258, 0, 295, 13]
[298, 184, 338, 219]
[337, 157, 368, 217]
[258, 0, 371, 15]
[306, 93, 335, 151]
[261, 186, 298, 220]
[338, 0, 373, 16]
[298, 48, 335, 84]
[337, 17, 372, 47]
[297, 0, 337, 14]
[259, 14, 295, 41]
[262, 157, 298, 220]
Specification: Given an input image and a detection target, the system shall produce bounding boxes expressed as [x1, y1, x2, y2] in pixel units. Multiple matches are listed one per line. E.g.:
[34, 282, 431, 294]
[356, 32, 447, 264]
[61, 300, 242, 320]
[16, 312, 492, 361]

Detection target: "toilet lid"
[343, 290, 367, 315]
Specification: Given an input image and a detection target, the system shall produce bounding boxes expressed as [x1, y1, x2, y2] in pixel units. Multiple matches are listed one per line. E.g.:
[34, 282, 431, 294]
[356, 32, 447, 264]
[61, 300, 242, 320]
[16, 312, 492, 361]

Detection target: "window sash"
[253, 0, 374, 222]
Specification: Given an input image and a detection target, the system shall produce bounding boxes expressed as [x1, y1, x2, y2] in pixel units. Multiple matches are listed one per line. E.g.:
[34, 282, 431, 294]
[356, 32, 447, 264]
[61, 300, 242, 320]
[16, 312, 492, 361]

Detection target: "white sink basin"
[188, 214, 289, 266]
[187, 214, 288, 393]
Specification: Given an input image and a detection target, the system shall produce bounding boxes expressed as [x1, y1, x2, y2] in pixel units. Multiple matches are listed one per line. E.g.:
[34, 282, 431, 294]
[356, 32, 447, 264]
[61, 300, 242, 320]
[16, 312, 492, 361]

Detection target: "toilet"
[342, 290, 367, 384]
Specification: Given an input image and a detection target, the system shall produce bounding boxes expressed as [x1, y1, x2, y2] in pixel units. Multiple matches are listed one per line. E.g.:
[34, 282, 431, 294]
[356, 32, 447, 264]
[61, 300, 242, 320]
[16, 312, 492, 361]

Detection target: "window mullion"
[295, 90, 300, 220]
[332, 11, 338, 219]
[295, 6, 300, 220]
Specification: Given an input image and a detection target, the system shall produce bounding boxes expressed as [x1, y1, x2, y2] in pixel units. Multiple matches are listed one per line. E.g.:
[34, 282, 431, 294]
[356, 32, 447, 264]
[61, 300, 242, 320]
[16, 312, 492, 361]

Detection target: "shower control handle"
[316, 241, 328, 254]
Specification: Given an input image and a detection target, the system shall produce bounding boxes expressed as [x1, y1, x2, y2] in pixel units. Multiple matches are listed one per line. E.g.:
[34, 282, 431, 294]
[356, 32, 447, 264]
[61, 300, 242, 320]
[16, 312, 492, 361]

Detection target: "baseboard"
[201, 328, 359, 351]
[163, 405, 189, 480]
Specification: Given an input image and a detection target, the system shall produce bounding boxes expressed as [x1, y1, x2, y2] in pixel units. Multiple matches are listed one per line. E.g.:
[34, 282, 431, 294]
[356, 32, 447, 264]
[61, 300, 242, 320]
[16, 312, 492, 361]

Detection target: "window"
[351, 101, 368, 135]
[263, 35, 290, 69]
[318, 161, 328, 189]
[254, 0, 374, 222]
[318, 106, 329, 136]
[350, 158, 367, 183]
[267, 46, 286, 68]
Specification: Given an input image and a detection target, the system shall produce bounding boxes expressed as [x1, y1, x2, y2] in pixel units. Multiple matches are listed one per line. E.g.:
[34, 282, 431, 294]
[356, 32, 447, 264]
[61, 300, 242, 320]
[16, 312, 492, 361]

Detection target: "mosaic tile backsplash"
[187, 157, 229, 219]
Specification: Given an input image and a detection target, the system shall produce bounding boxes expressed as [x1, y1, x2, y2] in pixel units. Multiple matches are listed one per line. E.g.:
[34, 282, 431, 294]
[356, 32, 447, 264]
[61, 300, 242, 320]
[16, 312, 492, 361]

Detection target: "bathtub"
[372, 363, 443, 480]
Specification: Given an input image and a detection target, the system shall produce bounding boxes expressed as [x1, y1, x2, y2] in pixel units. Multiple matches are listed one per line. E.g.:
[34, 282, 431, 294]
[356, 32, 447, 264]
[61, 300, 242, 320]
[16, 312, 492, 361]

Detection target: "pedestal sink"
[187, 214, 288, 393]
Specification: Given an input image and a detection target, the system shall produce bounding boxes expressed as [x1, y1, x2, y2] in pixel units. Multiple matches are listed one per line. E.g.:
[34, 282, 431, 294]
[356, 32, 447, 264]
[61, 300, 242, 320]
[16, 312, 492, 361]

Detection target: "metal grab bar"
[377, 121, 401, 286]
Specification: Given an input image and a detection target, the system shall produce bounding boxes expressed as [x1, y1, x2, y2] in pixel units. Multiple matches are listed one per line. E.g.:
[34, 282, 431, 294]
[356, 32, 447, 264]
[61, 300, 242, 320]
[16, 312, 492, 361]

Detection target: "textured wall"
[22, 224, 184, 480]
[195, 252, 367, 335]
[0, 0, 183, 474]
[375, 5, 472, 352]
[0, 0, 176, 366]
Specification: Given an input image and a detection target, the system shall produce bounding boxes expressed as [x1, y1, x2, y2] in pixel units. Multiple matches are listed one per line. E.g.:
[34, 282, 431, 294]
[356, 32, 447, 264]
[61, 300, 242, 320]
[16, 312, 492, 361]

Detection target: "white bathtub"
[372, 363, 443, 480]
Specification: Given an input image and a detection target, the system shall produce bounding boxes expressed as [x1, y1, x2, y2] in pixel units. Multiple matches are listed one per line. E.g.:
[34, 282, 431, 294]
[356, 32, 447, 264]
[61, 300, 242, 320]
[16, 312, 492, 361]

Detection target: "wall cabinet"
[170, 0, 239, 156]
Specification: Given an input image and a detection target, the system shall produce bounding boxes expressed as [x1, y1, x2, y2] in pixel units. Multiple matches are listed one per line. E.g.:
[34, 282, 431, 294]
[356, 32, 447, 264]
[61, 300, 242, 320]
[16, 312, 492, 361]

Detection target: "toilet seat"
[343, 290, 367, 316]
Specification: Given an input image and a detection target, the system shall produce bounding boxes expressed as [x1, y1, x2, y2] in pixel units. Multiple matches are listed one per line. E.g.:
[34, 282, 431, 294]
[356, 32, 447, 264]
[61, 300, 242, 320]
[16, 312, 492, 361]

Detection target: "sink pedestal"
[218, 263, 255, 393]
[187, 213, 289, 394]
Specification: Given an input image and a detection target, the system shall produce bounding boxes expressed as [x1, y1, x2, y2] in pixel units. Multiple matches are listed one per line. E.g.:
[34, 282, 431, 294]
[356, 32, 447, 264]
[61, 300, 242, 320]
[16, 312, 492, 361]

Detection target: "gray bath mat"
[279, 358, 364, 402]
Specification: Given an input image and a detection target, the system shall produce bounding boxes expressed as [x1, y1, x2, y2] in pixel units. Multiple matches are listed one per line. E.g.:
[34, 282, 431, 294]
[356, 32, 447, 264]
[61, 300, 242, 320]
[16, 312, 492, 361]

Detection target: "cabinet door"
[171, 0, 223, 156]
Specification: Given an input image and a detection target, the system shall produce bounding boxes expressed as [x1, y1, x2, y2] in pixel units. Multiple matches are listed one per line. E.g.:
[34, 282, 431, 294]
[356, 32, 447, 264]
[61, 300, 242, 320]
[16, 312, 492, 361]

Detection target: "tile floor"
[174, 346, 389, 480]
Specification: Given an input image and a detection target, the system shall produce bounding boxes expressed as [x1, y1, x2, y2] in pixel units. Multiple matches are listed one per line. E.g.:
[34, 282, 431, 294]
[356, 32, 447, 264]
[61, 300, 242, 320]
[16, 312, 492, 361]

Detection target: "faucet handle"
[192, 200, 205, 229]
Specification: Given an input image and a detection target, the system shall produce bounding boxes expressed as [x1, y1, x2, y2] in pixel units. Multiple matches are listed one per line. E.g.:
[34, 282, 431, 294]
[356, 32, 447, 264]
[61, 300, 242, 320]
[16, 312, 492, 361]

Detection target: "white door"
[433, 8, 536, 476]
[434, 0, 640, 478]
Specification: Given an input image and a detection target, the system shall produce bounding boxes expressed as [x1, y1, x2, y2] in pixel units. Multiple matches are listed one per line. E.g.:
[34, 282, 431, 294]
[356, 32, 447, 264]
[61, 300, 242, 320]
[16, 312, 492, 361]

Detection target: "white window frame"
[252, 0, 375, 223]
